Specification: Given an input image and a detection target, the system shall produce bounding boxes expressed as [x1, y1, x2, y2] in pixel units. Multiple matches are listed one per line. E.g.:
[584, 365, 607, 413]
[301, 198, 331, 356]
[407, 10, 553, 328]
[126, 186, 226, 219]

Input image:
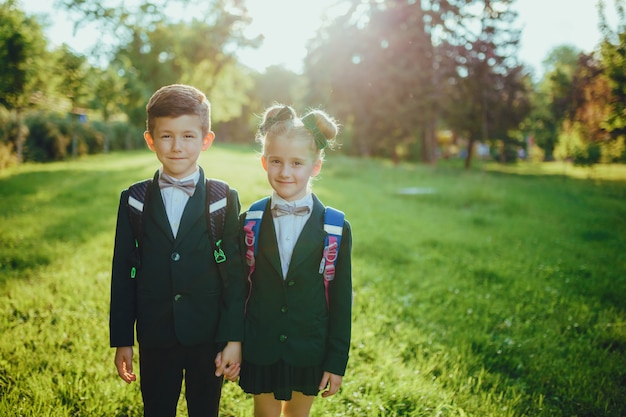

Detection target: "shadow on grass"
[0, 165, 149, 285]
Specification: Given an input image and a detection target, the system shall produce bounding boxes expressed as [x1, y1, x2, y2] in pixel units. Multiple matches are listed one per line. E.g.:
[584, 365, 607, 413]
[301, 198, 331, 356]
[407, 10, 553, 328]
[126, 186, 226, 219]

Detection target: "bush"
[573, 143, 602, 166]
[57, 117, 105, 156]
[22, 112, 115, 161]
[92, 120, 145, 151]
[23, 113, 70, 162]
[0, 141, 17, 169]
[601, 136, 626, 163]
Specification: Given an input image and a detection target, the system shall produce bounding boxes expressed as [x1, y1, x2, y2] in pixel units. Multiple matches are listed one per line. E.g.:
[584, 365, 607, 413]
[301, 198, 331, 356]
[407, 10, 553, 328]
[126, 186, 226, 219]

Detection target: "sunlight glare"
[238, 0, 345, 73]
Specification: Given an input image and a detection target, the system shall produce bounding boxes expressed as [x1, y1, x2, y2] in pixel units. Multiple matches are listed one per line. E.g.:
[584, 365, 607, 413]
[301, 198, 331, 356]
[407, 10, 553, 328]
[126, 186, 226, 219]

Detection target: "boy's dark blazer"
[240, 194, 352, 376]
[110, 168, 246, 349]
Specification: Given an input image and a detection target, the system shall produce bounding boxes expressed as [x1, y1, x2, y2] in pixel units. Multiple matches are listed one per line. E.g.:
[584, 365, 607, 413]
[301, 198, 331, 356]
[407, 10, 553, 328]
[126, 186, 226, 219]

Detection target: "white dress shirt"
[271, 192, 313, 279]
[159, 169, 200, 238]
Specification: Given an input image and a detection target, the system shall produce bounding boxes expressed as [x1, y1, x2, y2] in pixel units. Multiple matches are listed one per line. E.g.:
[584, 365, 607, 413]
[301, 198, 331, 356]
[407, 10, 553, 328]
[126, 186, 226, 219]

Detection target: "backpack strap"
[320, 207, 344, 309]
[243, 199, 345, 312]
[206, 178, 230, 290]
[126, 178, 230, 284]
[127, 179, 152, 279]
[243, 197, 270, 313]
[206, 179, 229, 264]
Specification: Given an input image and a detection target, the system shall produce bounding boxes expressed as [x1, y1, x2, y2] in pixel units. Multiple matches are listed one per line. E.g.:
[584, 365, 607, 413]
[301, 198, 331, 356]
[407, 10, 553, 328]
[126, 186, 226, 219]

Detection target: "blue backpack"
[243, 197, 344, 310]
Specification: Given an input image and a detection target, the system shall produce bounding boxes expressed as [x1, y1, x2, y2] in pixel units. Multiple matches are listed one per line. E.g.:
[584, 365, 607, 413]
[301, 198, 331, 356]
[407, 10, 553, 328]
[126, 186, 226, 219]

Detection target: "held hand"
[215, 342, 242, 381]
[114, 346, 137, 384]
[319, 372, 343, 398]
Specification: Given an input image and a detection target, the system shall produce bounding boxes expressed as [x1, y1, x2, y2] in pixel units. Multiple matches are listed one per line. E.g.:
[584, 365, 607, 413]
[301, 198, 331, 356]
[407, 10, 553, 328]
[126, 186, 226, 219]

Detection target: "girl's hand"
[319, 372, 343, 397]
[215, 342, 242, 381]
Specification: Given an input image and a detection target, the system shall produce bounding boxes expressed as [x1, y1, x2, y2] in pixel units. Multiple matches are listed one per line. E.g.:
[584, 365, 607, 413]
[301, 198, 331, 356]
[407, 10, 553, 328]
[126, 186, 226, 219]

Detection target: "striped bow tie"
[158, 174, 196, 196]
[271, 204, 311, 217]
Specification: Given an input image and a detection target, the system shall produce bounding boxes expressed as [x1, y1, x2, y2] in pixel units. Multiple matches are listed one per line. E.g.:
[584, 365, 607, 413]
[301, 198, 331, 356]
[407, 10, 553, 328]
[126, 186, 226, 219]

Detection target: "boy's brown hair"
[145, 84, 211, 137]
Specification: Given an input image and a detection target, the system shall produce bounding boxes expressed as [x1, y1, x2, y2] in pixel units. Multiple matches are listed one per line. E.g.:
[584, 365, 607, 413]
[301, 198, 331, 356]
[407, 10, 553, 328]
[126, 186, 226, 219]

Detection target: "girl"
[239, 105, 352, 417]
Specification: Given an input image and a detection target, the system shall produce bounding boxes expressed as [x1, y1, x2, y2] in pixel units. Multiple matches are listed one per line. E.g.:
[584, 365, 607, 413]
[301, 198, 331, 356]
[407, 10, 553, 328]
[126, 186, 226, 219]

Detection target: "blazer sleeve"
[109, 190, 138, 347]
[324, 219, 353, 376]
[215, 187, 247, 343]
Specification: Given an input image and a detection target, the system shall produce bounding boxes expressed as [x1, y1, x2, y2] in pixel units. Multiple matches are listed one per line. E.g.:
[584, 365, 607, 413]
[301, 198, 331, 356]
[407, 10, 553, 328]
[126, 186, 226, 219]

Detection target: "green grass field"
[1, 145, 625, 416]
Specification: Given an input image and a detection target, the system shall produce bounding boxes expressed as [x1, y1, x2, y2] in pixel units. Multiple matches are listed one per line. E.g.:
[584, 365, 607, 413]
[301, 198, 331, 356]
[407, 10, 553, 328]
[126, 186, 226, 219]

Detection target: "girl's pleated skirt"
[239, 359, 323, 401]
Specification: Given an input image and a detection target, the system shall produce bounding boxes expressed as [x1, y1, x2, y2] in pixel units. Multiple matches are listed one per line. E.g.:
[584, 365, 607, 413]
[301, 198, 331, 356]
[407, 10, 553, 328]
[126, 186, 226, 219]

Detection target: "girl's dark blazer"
[109, 169, 247, 349]
[240, 194, 352, 376]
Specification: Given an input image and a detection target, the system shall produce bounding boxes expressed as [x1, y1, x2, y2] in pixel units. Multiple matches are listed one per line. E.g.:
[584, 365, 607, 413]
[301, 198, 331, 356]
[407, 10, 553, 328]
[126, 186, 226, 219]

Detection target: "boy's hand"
[319, 372, 343, 397]
[114, 346, 137, 384]
[215, 341, 241, 381]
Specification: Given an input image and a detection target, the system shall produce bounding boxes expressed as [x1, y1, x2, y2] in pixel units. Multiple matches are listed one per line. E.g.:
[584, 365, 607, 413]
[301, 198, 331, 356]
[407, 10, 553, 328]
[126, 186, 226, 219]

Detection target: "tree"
[571, 53, 612, 143]
[443, 0, 531, 168]
[111, 18, 255, 130]
[90, 65, 128, 152]
[0, 0, 48, 162]
[305, 0, 529, 166]
[61, 0, 260, 131]
[598, 0, 626, 142]
[526, 45, 581, 161]
[305, 0, 464, 162]
[53, 45, 94, 156]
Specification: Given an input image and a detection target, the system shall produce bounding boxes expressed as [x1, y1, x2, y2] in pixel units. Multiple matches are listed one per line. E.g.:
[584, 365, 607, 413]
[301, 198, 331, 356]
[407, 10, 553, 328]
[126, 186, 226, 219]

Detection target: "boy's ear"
[261, 155, 268, 172]
[202, 131, 216, 150]
[144, 131, 156, 151]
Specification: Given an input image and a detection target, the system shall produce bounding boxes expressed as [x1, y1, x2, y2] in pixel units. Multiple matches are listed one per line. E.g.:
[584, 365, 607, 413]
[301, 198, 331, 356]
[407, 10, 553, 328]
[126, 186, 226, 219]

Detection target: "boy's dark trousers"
[139, 343, 222, 417]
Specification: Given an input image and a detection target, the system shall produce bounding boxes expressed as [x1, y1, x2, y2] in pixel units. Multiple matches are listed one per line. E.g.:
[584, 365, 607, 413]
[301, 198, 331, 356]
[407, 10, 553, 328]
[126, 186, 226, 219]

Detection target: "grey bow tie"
[272, 204, 311, 217]
[158, 174, 196, 196]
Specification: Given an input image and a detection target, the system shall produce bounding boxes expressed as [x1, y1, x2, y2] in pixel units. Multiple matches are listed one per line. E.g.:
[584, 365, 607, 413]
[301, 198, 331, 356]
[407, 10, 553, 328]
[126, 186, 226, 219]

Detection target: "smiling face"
[262, 134, 322, 202]
[144, 115, 214, 179]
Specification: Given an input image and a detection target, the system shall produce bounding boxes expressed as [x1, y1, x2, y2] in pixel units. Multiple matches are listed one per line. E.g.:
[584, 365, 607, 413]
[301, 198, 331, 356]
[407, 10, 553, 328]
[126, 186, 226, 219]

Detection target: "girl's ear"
[261, 155, 268, 172]
[311, 159, 323, 177]
[144, 131, 156, 151]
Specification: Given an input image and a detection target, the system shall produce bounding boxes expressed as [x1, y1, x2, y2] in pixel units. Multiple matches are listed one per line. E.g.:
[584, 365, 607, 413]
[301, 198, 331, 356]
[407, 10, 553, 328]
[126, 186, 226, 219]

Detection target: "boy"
[109, 84, 245, 417]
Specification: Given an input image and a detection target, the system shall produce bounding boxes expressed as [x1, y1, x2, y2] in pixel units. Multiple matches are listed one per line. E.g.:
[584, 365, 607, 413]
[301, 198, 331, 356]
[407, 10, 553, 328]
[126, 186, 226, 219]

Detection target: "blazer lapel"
[148, 172, 175, 242]
[175, 170, 206, 245]
[258, 206, 283, 277]
[286, 196, 326, 278]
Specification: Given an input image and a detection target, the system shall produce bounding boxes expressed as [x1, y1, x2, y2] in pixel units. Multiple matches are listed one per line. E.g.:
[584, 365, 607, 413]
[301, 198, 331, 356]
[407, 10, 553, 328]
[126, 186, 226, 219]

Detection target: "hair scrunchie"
[259, 106, 293, 134]
[302, 113, 328, 149]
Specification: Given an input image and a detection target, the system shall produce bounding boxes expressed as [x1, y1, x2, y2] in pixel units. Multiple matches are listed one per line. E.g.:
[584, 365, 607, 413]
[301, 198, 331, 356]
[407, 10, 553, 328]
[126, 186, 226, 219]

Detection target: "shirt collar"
[159, 167, 200, 185]
[271, 192, 313, 210]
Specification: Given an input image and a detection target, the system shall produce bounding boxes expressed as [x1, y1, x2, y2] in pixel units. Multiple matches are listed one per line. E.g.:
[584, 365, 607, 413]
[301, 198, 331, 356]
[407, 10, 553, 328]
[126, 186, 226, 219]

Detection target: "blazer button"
[171, 252, 181, 261]
[280, 305, 288, 313]
[279, 334, 287, 342]
[287, 280, 295, 287]
[174, 294, 182, 302]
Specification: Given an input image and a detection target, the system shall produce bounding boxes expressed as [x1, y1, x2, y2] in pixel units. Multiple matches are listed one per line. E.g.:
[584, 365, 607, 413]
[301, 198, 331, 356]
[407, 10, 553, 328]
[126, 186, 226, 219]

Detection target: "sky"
[20, 0, 612, 78]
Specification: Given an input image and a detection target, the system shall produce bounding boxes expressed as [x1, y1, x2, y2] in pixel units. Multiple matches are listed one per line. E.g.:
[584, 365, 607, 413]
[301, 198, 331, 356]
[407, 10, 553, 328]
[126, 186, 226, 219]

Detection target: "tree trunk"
[421, 119, 438, 165]
[15, 108, 24, 164]
[464, 137, 476, 169]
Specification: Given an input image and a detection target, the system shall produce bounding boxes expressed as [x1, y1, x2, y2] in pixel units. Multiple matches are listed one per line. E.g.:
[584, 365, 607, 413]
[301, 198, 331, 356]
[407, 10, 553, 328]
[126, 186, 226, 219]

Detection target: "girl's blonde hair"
[256, 104, 339, 160]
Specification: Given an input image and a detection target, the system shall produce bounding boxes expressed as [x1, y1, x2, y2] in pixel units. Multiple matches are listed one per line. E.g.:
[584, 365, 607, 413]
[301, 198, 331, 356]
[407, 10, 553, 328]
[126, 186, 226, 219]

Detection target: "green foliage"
[22, 112, 106, 162]
[0, 0, 48, 109]
[0, 147, 625, 416]
[526, 45, 582, 161]
[0, 141, 17, 169]
[0, 106, 19, 168]
[90, 119, 145, 152]
[573, 143, 602, 167]
[23, 114, 68, 162]
[598, 0, 626, 139]
[109, 3, 258, 129]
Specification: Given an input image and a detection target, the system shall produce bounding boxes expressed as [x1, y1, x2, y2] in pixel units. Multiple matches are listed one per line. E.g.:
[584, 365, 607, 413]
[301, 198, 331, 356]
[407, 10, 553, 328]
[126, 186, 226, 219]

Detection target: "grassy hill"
[1, 146, 625, 416]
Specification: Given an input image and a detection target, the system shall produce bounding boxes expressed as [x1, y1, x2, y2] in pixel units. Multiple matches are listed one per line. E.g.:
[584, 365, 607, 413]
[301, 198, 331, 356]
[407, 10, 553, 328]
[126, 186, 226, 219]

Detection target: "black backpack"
[126, 178, 230, 285]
